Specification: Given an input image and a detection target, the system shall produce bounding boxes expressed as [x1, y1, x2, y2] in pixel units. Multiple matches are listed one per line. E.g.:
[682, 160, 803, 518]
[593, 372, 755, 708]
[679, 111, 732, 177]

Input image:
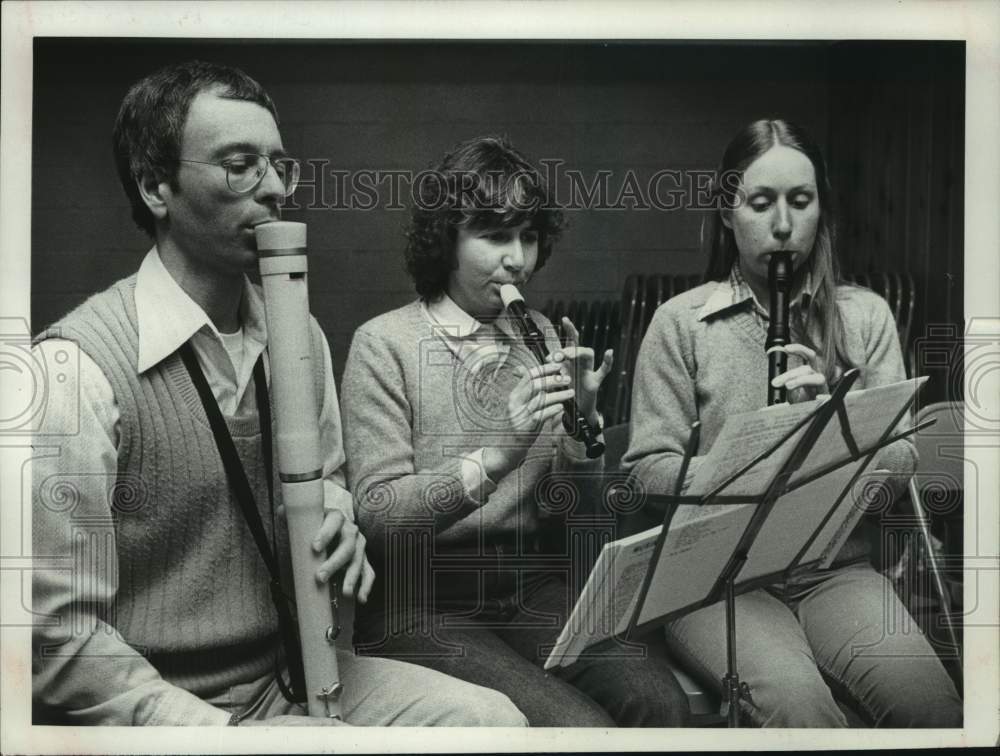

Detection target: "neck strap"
[177, 341, 306, 704]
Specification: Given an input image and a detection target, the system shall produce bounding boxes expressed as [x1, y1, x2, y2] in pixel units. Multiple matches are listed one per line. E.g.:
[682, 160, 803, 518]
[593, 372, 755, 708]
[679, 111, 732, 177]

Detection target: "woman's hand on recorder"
[548, 317, 613, 425]
[508, 360, 576, 433]
[482, 360, 574, 482]
[767, 342, 830, 404]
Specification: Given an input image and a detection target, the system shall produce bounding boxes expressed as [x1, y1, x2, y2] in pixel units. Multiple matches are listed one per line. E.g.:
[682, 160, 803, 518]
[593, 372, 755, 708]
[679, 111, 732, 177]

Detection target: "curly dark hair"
[404, 135, 565, 300]
[112, 60, 278, 237]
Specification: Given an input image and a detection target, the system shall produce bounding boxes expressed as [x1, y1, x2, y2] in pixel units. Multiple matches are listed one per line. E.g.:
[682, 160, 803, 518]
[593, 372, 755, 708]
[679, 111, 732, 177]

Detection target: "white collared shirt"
[422, 292, 521, 373]
[134, 246, 269, 415]
[34, 247, 354, 519]
[697, 262, 815, 325]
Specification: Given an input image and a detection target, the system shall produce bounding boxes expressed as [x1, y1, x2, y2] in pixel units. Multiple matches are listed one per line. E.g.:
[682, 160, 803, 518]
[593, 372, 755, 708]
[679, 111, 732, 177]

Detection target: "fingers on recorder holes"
[511, 361, 573, 431]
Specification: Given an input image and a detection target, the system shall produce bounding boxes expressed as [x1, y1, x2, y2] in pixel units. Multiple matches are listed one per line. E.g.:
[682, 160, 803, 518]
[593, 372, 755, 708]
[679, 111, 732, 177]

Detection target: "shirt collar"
[697, 262, 814, 322]
[422, 293, 520, 342]
[134, 247, 268, 373]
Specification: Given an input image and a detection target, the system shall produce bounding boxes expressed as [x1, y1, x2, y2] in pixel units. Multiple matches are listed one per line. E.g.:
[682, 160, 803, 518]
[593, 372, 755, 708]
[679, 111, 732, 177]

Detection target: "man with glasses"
[31, 60, 526, 728]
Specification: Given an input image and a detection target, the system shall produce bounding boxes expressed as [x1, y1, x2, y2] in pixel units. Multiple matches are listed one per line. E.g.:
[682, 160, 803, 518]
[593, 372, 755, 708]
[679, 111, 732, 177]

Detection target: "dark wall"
[31, 40, 962, 395]
[31, 40, 832, 378]
[826, 42, 965, 405]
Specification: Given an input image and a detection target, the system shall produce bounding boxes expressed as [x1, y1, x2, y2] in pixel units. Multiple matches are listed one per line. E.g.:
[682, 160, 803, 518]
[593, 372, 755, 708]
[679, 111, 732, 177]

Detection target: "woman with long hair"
[622, 119, 962, 727]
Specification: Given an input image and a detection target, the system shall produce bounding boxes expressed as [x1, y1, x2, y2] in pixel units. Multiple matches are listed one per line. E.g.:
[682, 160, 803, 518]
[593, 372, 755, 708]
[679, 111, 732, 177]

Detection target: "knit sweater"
[341, 300, 603, 554]
[621, 280, 917, 562]
[32, 276, 324, 723]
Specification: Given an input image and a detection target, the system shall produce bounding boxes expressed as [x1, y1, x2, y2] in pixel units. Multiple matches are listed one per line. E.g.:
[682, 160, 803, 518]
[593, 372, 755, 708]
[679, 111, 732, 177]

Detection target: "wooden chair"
[607, 274, 704, 425]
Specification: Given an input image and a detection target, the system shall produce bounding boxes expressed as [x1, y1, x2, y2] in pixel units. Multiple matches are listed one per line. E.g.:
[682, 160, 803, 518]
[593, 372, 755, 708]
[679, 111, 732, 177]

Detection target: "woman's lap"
[664, 563, 962, 727]
[355, 571, 689, 726]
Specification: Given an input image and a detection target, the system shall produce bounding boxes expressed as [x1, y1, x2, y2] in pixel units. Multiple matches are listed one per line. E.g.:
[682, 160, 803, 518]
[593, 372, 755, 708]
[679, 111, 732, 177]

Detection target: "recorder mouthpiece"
[499, 284, 525, 310]
[255, 221, 307, 253]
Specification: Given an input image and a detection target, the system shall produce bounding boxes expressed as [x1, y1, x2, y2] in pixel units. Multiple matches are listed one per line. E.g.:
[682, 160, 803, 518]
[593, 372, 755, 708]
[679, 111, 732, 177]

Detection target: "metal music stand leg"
[907, 478, 963, 683]
[720, 572, 754, 727]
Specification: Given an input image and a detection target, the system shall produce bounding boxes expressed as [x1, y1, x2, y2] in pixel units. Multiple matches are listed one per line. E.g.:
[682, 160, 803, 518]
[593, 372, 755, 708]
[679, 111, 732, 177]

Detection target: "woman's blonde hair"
[704, 118, 854, 384]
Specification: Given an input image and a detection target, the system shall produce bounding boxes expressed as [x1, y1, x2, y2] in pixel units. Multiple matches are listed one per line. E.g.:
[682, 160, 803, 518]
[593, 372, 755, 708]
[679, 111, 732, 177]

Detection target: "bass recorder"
[256, 221, 343, 719]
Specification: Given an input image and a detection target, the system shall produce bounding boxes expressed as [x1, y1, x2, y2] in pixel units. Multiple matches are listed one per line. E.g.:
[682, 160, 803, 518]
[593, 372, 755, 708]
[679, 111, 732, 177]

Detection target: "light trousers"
[664, 562, 963, 727]
[206, 648, 528, 726]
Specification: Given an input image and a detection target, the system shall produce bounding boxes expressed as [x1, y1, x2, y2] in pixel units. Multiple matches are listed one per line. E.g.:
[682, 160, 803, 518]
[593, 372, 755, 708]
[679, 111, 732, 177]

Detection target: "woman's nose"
[772, 202, 792, 241]
[503, 239, 525, 269]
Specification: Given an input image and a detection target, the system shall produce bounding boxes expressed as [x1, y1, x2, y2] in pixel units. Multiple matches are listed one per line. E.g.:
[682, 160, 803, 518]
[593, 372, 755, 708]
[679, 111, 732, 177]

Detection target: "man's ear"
[720, 208, 733, 230]
[137, 171, 171, 223]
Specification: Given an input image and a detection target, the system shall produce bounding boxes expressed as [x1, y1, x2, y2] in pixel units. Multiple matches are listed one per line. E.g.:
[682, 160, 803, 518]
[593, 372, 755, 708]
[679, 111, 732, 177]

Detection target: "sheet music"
[545, 504, 756, 669]
[632, 503, 756, 627]
[813, 469, 894, 568]
[544, 525, 662, 669]
[740, 457, 868, 582]
[688, 377, 926, 497]
[792, 377, 927, 484]
[546, 377, 925, 670]
[686, 401, 812, 497]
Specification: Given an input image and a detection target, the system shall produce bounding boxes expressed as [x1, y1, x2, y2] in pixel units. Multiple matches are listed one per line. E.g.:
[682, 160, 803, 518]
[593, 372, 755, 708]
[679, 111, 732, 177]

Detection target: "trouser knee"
[874, 692, 963, 728]
[561, 658, 691, 727]
[437, 688, 528, 727]
[746, 680, 846, 728]
[608, 696, 689, 727]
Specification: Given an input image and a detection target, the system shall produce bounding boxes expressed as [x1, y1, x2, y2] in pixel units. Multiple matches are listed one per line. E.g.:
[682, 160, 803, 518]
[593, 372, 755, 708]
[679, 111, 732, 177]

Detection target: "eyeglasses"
[177, 153, 300, 196]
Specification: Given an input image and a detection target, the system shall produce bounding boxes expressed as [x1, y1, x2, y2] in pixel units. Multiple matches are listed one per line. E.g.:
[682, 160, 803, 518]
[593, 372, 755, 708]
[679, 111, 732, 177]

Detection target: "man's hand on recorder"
[312, 509, 375, 603]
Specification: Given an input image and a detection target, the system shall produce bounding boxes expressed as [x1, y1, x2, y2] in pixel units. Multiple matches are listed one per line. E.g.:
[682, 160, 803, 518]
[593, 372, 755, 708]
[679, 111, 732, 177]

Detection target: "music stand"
[621, 369, 929, 727]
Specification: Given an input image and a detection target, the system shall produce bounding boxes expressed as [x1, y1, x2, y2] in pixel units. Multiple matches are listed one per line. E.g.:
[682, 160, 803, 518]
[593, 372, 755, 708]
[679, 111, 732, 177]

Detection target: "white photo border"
[2, 1, 997, 752]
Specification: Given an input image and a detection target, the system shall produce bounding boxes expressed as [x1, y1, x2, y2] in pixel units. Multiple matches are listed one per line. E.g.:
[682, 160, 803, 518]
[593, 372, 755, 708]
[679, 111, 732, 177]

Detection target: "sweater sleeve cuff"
[323, 479, 356, 523]
[460, 448, 499, 505]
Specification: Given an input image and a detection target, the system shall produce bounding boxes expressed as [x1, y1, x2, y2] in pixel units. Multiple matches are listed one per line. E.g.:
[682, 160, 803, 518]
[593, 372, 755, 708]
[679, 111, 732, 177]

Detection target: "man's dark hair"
[404, 135, 564, 301]
[112, 60, 278, 237]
